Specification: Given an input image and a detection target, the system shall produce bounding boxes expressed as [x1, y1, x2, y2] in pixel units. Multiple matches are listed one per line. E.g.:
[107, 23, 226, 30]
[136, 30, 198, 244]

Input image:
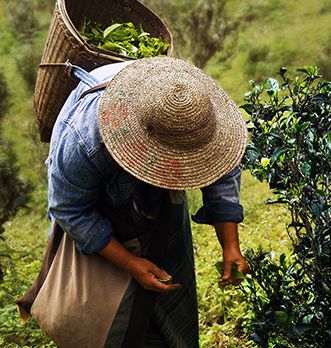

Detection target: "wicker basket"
[35, 0, 173, 142]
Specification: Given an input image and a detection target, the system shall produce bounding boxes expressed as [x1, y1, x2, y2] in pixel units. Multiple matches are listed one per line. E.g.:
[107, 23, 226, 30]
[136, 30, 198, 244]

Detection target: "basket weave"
[34, 0, 173, 142]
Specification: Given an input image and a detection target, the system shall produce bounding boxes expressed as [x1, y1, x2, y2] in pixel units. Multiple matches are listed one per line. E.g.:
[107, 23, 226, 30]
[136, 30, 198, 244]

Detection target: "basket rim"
[57, 0, 173, 60]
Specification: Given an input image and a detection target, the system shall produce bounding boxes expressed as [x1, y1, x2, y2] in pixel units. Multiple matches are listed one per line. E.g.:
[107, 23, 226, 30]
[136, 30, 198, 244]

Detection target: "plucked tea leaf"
[215, 261, 245, 280]
[80, 18, 169, 58]
[103, 23, 123, 38]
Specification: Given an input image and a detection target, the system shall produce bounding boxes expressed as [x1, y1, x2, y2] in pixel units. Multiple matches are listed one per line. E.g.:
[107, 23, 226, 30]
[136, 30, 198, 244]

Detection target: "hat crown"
[140, 78, 216, 149]
[99, 57, 247, 190]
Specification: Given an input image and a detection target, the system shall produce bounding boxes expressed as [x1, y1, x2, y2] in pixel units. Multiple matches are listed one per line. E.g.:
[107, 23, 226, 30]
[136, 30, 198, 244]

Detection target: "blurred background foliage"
[0, 0, 330, 346]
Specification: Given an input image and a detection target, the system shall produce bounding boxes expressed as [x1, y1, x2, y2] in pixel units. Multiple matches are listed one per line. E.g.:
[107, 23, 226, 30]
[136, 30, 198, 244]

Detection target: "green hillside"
[206, 0, 331, 101]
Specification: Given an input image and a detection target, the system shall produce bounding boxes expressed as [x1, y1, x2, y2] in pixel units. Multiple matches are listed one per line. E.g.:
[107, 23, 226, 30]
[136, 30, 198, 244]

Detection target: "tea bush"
[241, 66, 331, 347]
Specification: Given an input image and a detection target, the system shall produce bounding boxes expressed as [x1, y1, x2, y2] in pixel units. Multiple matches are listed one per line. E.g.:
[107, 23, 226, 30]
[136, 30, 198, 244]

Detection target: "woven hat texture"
[98, 57, 247, 190]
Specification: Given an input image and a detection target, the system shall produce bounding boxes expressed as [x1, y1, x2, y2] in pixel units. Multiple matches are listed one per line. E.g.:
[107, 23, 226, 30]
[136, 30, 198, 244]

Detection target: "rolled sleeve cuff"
[192, 201, 244, 225]
[62, 217, 114, 255]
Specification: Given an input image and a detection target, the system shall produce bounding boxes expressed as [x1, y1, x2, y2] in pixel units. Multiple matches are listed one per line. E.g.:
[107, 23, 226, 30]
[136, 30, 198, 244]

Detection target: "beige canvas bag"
[17, 224, 140, 348]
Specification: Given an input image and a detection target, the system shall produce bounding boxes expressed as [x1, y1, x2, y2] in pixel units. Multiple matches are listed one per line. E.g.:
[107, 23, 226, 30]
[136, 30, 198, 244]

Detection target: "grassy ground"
[0, 0, 329, 346]
[188, 172, 290, 347]
[0, 174, 290, 347]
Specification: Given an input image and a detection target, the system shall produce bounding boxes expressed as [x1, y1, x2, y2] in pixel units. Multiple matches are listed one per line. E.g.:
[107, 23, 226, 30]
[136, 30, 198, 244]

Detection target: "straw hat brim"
[98, 58, 247, 190]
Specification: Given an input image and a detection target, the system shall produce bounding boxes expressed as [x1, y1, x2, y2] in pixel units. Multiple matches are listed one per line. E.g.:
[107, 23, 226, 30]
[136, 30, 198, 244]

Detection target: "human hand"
[126, 256, 181, 293]
[218, 250, 250, 287]
[214, 222, 250, 287]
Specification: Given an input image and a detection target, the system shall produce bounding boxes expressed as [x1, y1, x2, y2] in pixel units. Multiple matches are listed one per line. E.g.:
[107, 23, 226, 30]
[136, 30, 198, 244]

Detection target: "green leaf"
[274, 311, 291, 328]
[296, 66, 320, 77]
[265, 132, 283, 140]
[270, 147, 291, 165]
[103, 23, 123, 38]
[302, 314, 314, 324]
[215, 261, 224, 275]
[328, 130, 331, 143]
[261, 157, 270, 167]
[215, 261, 245, 280]
[266, 77, 280, 93]
[91, 27, 102, 37]
[157, 277, 172, 284]
[279, 253, 286, 265]
[139, 32, 150, 38]
[278, 105, 292, 112]
[299, 161, 312, 177]
[245, 153, 259, 167]
[246, 121, 255, 129]
[240, 103, 253, 115]
[101, 42, 126, 52]
[80, 18, 169, 58]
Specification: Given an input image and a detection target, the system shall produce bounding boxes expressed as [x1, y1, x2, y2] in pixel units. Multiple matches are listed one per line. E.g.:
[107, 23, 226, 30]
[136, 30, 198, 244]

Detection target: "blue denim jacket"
[47, 61, 244, 254]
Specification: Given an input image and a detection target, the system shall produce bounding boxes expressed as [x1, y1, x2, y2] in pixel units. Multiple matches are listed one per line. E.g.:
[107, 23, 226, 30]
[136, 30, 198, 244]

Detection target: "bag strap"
[16, 223, 64, 319]
[79, 82, 109, 100]
[69, 62, 101, 86]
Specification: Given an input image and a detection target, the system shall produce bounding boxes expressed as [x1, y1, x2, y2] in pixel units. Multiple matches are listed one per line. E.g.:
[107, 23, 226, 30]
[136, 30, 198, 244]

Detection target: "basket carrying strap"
[67, 63, 114, 100]
[79, 82, 109, 100]
[67, 62, 108, 99]
[68, 62, 101, 87]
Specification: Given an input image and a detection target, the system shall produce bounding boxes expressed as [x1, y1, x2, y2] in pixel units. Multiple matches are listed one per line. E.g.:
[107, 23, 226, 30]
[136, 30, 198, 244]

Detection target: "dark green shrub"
[0, 71, 30, 278]
[0, 71, 9, 120]
[0, 154, 30, 236]
[15, 43, 41, 92]
[241, 66, 331, 347]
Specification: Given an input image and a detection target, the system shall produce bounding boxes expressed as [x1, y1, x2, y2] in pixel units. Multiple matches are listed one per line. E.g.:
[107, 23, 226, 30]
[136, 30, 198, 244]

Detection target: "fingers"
[144, 276, 182, 293]
[221, 262, 232, 282]
[130, 258, 182, 293]
[219, 277, 242, 287]
[220, 259, 250, 288]
[148, 267, 181, 293]
[150, 266, 170, 281]
[237, 262, 251, 275]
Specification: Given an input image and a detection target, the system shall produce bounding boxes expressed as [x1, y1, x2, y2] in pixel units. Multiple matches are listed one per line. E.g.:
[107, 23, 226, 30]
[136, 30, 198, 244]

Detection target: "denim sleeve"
[191, 166, 244, 225]
[48, 129, 114, 254]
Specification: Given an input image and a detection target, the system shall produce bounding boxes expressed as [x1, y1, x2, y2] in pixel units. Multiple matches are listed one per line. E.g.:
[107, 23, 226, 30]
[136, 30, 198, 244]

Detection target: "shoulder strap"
[68, 62, 108, 100]
[79, 81, 109, 100]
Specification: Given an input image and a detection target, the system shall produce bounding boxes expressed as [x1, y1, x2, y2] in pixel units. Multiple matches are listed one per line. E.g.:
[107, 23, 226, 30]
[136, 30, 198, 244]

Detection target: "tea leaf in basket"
[80, 18, 169, 58]
[103, 23, 123, 38]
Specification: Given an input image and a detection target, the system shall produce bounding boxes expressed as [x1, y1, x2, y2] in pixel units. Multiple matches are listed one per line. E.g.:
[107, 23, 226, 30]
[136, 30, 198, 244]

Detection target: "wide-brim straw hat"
[98, 57, 247, 190]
